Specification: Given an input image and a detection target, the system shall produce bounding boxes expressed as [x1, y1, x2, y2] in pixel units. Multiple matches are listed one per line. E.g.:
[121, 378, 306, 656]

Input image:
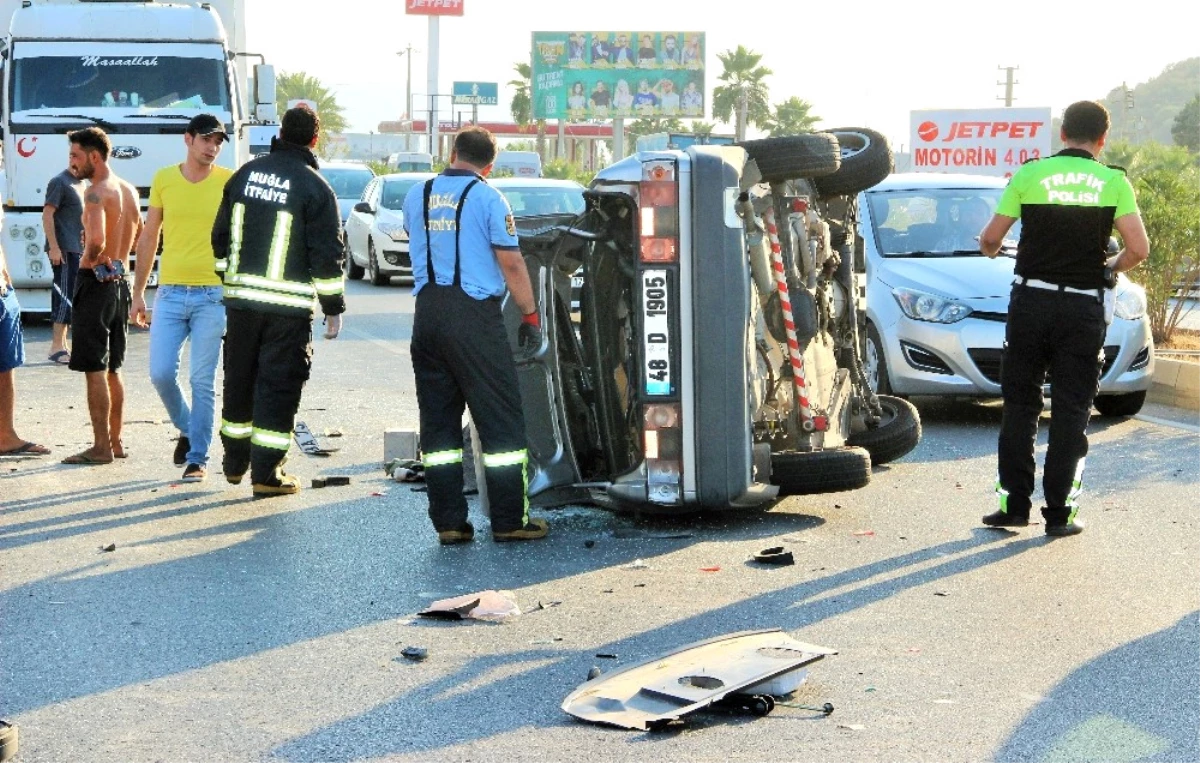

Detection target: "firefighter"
[211, 105, 346, 496]
[978, 100, 1149, 536]
[401, 126, 546, 544]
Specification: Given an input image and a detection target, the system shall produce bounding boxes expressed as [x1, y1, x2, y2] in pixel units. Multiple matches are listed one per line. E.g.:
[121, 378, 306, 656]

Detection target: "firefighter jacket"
[212, 138, 346, 318]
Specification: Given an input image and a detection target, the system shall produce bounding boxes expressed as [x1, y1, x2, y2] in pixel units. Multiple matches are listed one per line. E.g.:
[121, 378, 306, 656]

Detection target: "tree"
[275, 71, 348, 157]
[690, 121, 715, 138]
[763, 97, 820, 137]
[711, 46, 772, 140]
[626, 117, 686, 140]
[1171, 94, 1200, 153]
[509, 61, 546, 157]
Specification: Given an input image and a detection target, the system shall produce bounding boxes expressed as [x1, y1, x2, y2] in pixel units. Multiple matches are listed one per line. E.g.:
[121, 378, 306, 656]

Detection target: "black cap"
[186, 113, 227, 141]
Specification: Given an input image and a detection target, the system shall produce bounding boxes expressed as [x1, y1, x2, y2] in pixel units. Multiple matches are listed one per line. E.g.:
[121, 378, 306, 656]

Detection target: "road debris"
[399, 646, 428, 661]
[418, 590, 521, 623]
[752, 547, 795, 566]
[99, 543, 116, 553]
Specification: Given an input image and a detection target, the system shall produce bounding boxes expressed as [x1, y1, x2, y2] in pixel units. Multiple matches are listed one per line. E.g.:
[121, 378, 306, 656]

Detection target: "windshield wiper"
[126, 113, 194, 120]
[26, 113, 114, 129]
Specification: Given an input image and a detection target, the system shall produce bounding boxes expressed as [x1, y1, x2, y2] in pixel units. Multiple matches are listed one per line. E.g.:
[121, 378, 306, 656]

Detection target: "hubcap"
[865, 337, 881, 392]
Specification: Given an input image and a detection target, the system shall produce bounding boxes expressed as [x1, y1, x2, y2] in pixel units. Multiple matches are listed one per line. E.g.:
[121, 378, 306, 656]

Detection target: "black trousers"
[220, 307, 313, 483]
[997, 285, 1106, 524]
[410, 284, 529, 534]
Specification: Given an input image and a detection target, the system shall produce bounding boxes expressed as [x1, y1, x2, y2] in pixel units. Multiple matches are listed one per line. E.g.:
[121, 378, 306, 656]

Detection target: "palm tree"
[275, 71, 348, 148]
[690, 121, 715, 138]
[509, 61, 546, 156]
[626, 117, 686, 140]
[763, 97, 821, 137]
[711, 46, 772, 140]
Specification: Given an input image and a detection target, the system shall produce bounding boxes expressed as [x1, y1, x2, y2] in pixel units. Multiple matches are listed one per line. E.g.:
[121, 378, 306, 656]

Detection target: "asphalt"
[1, 280, 1197, 763]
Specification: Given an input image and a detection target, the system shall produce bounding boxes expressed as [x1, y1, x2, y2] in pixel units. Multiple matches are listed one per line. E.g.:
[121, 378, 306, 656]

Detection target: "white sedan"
[344, 172, 434, 285]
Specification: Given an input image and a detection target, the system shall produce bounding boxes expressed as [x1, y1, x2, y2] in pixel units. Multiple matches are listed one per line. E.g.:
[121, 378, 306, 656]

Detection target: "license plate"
[642, 269, 671, 396]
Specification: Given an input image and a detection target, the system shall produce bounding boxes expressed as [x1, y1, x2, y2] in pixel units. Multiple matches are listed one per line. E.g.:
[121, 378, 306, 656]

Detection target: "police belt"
[1013, 276, 1102, 301]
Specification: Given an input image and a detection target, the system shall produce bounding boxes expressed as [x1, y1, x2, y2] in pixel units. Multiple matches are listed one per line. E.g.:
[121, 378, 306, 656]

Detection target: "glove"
[518, 309, 542, 354]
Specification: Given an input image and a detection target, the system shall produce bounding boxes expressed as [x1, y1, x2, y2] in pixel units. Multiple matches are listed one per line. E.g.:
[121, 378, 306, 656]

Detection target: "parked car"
[385, 151, 434, 172]
[492, 149, 543, 178]
[344, 172, 435, 285]
[317, 160, 376, 227]
[470, 128, 918, 515]
[490, 176, 586, 221]
[855, 172, 1154, 416]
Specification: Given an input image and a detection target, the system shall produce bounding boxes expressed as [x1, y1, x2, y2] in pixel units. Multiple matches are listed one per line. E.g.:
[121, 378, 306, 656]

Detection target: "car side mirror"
[354, 201, 374, 214]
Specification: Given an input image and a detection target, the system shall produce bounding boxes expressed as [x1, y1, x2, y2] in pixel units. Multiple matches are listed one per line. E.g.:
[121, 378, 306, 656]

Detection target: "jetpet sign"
[910, 108, 1051, 178]
[531, 31, 706, 121]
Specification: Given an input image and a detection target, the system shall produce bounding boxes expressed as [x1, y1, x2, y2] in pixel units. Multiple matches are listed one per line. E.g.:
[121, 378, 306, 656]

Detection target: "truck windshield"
[11, 44, 230, 114]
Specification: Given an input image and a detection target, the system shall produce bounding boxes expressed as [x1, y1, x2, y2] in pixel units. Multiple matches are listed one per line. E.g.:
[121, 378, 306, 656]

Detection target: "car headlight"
[1113, 279, 1147, 320]
[892, 286, 973, 324]
[377, 222, 407, 243]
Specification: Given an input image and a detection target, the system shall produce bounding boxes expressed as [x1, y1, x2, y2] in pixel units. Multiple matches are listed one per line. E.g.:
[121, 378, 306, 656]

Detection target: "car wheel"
[864, 323, 892, 395]
[848, 395, 922, 465]
[368, 239, 389, 286]
[770, 446, 872, 496]
[345, 239, 364, 280]
[1093, 390, 1146, 417]
[737, 133, 841, 182]
[813, 127, 894, 199]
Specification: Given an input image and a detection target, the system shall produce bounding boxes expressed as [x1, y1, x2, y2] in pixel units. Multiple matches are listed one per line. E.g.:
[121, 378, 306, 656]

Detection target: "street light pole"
[397, 46, 413, 151]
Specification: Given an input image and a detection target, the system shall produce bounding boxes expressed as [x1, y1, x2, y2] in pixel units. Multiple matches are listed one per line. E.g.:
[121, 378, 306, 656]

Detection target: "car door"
[345, 179, 376, 267]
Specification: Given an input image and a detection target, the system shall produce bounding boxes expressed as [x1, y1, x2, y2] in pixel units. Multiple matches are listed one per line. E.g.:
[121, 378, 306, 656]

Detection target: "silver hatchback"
[856, 173, 1154, 416]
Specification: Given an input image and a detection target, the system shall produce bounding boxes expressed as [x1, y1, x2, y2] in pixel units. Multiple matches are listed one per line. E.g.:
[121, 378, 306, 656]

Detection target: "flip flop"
[48, 351, 70, 364]
[0, 441, 50, 457]
[61, 451, 114, 465]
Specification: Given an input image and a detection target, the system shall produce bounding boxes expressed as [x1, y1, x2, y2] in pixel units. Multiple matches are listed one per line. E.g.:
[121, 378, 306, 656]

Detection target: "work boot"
[492, 518, 549, 543]
[982, 510, 1029, 528]
[1045, 519, 1085, 537]
[437, 522, 475, 546]
[252, 474, 301, 497]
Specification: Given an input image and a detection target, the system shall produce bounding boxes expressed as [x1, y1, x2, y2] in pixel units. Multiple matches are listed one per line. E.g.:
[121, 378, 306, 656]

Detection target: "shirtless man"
[63, 127, 142, 465]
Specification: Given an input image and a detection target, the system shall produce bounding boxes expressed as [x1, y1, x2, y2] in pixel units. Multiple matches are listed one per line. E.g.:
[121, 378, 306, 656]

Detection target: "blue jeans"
[149, 285, 226, 466]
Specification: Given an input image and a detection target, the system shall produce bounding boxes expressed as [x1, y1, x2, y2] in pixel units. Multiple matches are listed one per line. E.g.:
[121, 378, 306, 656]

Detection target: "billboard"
[453, 81, 498, 106]
[406, 0, 464, 15]
[910, 107, 1052, 178]
[531, 31, 705, 121]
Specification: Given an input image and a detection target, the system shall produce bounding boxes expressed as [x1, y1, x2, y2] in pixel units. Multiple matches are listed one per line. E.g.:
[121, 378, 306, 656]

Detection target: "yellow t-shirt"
[149, 164, 234, 285]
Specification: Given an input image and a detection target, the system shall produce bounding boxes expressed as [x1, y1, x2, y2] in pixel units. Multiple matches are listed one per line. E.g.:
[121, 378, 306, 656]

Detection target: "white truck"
[0, 0, 278, 314]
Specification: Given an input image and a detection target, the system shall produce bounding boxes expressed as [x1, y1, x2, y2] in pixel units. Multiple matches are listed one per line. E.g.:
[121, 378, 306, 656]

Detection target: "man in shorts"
[0, 240, 50, 457]
[42, 165, 86, 363]
[63, 127, 142, 465]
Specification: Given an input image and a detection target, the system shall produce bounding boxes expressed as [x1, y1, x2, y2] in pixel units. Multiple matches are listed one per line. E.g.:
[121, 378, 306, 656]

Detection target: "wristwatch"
[1102, 265, 1118, 290]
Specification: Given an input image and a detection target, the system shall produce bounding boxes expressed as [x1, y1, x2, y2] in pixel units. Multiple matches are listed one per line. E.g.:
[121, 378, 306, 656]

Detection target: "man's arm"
[1110, 213, 1150, 273]
[495, 247, 536, 315]
[979, 214, 1018, 258]
[42, 205, 63, 266]
[132, 206, 163, 296]
[81, 189, 107, 268]
[0, 242, 10, 290]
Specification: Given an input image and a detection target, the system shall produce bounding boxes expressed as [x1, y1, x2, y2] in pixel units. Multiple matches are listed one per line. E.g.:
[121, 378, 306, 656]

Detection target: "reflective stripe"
[483, 450, 528, 468]
[251, 427, 292, 450]
[226, 272, 317, 296]
[994, 479, 1010, 514]
[215, 259, 228, 272]
[423, 449, 463, 467]
[228, 202, 245, 277]
[1065, 457, 1086, 522]
[313, 276, 345, 296]
[225, 286, 317, 310]
[221, 420, 253, 439]
[267, 211, 293, 281]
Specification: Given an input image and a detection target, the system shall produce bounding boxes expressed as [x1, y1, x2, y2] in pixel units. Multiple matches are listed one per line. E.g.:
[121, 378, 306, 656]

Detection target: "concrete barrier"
[1148, 357, 1200, 411]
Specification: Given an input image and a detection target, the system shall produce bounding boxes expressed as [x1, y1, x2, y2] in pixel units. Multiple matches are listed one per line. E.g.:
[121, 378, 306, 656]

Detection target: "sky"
[245, 0, 1199, 151]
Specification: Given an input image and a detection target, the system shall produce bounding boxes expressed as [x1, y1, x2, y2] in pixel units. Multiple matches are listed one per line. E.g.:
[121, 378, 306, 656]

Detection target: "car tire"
[848, 395, 921, 465]
[368, 239, 389, 286]
[770, 446, 872, 496]
[345, 240, 365, 280]
[813, 127, 893, 199]
[737, 133, 841, 182]
[1093, 390, 1146, 417]
[864, 323, 892, 395]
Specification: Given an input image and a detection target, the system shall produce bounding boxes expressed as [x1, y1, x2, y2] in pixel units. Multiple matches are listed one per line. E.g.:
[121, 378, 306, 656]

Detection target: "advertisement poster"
[531, 31, 705, 121]
[910, 107, 1052, 178]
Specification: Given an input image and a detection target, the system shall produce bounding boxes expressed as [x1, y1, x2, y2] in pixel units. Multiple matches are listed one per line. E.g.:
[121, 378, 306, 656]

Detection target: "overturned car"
[483, 129, 919, 513]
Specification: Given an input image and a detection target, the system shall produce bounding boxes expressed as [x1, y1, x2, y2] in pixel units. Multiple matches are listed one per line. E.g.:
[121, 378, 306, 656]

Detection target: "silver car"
[856, 173, 1154, 416]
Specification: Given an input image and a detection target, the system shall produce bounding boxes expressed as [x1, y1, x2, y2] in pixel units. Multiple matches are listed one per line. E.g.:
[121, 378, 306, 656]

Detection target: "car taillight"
[639, 160, 678, 263]
[644, 403, 682, 505]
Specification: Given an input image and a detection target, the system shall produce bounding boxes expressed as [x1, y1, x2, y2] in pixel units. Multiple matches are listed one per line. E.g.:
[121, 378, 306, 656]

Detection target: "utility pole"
[397, 45, 413, 151]
[996, 65, 1019, 106]
[1121, 81, 1135, 142]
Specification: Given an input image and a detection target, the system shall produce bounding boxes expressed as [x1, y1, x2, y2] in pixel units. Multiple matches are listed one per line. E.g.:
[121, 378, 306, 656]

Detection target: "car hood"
[375, 207, 405, 228]
[876, 256, 1016, 300]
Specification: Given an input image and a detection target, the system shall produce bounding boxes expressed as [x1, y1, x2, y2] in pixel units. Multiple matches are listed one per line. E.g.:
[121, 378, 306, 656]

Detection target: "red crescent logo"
[16, 137, 37, 157]
[916, 122, 939, 142]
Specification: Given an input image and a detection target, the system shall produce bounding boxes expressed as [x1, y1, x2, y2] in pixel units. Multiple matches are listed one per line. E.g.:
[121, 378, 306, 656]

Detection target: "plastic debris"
[418, 590, 521, 623]
[100, 543, 116, 553]
[400, 646, 428, 661]
[753, 547, 795, 566]
[700, 566, 721, 572]
[852, 530, 875, 537]
[385, 457, 425, 482]
[623, 559, 650, 570]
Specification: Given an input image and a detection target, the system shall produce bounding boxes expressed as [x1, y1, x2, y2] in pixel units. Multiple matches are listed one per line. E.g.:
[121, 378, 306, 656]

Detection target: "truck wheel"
[1093, 390, 1146, 417]
[738, 133, 841, 182]
[770, 446, 871, 496]
[848, 395, 921, 465]
[813, 128, 893, 199]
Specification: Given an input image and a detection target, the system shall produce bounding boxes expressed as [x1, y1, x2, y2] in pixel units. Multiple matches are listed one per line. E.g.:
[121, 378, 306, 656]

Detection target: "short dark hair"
[453, 126, 498, 168]
[280, 105, 320, 146]
[68, 126, 111, 160]
[1061, 100, 1110, 144]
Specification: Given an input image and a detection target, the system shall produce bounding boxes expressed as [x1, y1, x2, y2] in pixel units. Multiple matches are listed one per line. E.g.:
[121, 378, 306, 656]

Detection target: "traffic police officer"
[211, 105, 346, 496]
[402, 126, 547, 545]
[979, 100, 1149, 536]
